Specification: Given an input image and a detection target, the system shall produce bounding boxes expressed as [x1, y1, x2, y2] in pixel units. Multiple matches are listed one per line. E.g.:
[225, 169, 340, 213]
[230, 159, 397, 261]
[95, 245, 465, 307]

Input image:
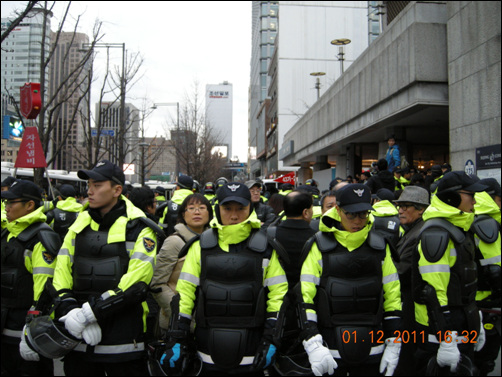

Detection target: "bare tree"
[164, 81, 227, 185]
[2, 2, 107, 185]
[1, 1, 39, 44]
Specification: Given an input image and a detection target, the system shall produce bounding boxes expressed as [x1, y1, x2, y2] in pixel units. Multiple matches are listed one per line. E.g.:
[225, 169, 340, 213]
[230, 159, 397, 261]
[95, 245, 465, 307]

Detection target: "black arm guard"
[416, 283, 448, 334]
[90, 282, 148, 321]
[484, 264, 501, 306]
[166, 294, 190, 342]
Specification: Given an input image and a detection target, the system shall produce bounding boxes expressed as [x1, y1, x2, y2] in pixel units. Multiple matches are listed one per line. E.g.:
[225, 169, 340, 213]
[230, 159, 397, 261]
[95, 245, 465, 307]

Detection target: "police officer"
[160, 182, 288, 375]
[412, 171, 488, 375]
[203, 182, 216, 202]
[299, 183, 402, 376]
[371, 188, 400, 250]
[1, 180, 61, 376]
[45, 184, 83, 242]
[154, 186, 167, 206]
[471, 178, 501, 376]
[157, 175, 194, 237]
[51, 160, 159, 376]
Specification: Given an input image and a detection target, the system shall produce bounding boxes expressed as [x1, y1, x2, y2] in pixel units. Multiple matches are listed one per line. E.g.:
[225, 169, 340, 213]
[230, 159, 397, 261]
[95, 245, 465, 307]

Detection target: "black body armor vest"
[1, 222, 59, 309]
[194, 228, 271, 370]
[72, 226, 129, 303]
[315, 231, 387, 328]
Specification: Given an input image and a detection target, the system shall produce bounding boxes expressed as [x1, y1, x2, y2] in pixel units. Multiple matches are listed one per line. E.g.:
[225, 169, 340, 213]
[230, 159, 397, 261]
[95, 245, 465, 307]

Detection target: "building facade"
[281, 1, 500, 189]
[249, 1, 371, 179]
[95, 102, 140, 170]
[205, 82, 233, 160]
[48, 31, 90, 172]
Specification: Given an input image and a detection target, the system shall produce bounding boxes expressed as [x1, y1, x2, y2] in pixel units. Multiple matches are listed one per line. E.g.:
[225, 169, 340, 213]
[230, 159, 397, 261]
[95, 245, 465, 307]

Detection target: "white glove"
[19, 325, 40, 362]
[59, 302, 97, 339]
[379, 337, 401, 376]
[303, 334, 337, 376]
[474, 314, 486, 352]
[82, 322, 102, 346]
[436, 331, 460, 372]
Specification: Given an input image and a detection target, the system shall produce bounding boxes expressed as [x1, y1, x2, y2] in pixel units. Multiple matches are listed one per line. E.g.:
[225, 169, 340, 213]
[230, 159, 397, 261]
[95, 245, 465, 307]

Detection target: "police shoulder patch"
[143, 237, 156, 252]
[42, 251, 55, 264]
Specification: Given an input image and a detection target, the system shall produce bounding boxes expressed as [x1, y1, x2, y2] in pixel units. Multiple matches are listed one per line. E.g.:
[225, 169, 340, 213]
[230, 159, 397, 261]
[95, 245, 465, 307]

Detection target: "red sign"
[20, 83, 42, 119]
[273, 172, 295, 184]
[15, 126, 47, 168]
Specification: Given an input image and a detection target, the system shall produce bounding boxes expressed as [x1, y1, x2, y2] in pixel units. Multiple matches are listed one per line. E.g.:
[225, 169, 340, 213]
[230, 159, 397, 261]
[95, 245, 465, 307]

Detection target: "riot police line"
[1, 164, 500, 376]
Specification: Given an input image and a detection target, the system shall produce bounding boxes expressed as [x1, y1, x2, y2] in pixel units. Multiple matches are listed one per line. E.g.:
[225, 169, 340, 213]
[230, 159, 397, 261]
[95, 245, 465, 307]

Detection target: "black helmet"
[204, 182, 215, 194]
[305, 179, 317, 187]
[26, 315, 81, 359]
[273, 352, 313, 376]
[425, 354, 475, 376]
[215, 177, 228, 189]
[192, 180, 200, 193]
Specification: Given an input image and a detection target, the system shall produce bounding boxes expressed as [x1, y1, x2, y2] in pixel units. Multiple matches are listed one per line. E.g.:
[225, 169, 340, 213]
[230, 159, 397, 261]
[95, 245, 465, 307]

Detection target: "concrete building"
[281, 1, 500, 188]
[249, 1, 373, 179]
[206, 82, 233, 160]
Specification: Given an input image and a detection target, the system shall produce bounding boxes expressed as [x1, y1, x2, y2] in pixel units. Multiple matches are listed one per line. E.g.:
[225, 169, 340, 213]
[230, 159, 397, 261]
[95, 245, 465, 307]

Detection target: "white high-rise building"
[1, 8, 52, 103]
[205, 82, 233, 160]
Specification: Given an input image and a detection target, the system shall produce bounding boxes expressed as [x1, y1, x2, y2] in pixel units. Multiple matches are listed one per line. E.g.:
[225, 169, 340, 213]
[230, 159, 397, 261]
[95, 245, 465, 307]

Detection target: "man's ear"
[114, 184, 123, 198]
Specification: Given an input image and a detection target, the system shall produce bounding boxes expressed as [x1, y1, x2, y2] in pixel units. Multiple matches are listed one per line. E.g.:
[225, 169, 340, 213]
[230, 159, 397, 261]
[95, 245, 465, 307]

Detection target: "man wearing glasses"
[413, 171, 487, 375]
[1, 180, 61, 375]
[298, 183, 402, 376]
[392, 185, 430, 375]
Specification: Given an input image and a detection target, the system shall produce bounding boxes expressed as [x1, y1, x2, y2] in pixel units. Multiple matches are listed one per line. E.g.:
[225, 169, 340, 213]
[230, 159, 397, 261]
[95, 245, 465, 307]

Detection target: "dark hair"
[376, 158, 388, 171]
[410, 173, 425, 187]
[284, 191, 313, 217]
[128, 187, 155, 213]
[176, 193, 213, 225]
[267, 193, 284, 216]
[320, 190, 337, 208]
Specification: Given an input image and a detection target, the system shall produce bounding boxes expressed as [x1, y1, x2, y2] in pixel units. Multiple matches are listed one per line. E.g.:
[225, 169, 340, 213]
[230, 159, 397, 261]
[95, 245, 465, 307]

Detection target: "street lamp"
[81, 42, 126, 166]
[310, 72, 326, 100]
[151, 102, 180, 177]
[331, 38, 351, 75]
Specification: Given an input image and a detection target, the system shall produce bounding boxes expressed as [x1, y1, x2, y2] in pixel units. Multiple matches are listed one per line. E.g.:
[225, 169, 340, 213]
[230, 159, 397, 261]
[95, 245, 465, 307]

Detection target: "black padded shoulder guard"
[315, 231, 338, 253]
[367, 230, 387, 251]
[18, 222, 61, 257]
[471, 215, 499, 244]
[420, 218, 465, 263]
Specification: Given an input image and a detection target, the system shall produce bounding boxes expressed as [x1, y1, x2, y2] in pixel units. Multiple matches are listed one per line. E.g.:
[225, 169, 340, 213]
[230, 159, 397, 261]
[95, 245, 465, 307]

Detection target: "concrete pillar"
[313, 155, 330, 171]
[297, 162, 312, 185]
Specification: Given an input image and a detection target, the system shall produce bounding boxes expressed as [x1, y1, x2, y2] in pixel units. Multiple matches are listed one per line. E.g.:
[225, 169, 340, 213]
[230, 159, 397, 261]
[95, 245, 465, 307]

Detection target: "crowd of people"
[1, 158, 500, 376]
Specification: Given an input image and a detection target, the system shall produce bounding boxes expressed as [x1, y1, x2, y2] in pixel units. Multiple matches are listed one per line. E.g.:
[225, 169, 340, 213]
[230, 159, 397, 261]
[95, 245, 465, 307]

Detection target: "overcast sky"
[1, 1, 252, 162]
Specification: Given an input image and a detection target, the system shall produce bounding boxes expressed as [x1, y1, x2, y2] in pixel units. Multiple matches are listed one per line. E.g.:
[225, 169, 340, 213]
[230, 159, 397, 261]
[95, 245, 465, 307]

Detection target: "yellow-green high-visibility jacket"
[54, 196, 156, 295]
[159, 188, 193, 229]
[204, 193, 215, 202]
[2, 207, 57, 340]
[4, 207, 56, 304]
[300, 210, 401, 332]
[52, 196, 157, 360]
[473, 191, 501, 303]
[399, 176, 411, 187]
[176, 209, 288, 319]
[415, 194, 476, 328]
